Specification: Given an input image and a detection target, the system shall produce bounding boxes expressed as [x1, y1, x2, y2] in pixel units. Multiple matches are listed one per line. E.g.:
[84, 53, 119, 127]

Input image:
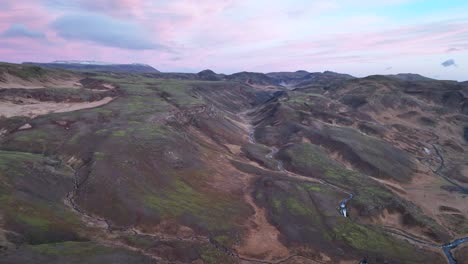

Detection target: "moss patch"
[333, 221, 413, 257]
[111, 130, 127, 137]
[144, 177, 248, 232]
[30, 241, 111, 256]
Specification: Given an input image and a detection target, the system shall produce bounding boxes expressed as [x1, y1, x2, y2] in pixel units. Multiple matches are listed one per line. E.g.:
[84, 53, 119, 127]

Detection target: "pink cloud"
[0, 0, 467, 80]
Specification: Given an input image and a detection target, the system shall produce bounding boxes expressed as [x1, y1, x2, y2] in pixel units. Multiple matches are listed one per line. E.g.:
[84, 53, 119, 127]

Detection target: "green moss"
[94, 152, 106, 161]
[0, 151, 81, 242]
[30, 241, 111, 256]
[2, 64, 46, 80]
[144, 178, 203, 217]
[271, 198, 282, 211]
[255, 192, 263, 200]
[127, 97, 146, 111]
[13, 130, 49, 143]
[94, 108, 113, 115]
[0, 194, 13, 203]
[156, 80, 204, 106]
[135, 125, 171, 139]
[16, 213, 50, 230]
[144, 177, 247, 232]
[286, 94, 319, 107]
[303, 183, 321, 192]
[213, 235, 230, 244]
[95, 129, 108, 135]
[333, 221, 413, 257]
[111, 130, 127, 137]
[285, 197, 312, 216]
[200, 245, 231, 264]
[123, 235, 154, 248]
[0, 150, 40, 165]
[6, 197, 80, 231]
[282, 143, 395, 210]
[285, 143, 329, 170]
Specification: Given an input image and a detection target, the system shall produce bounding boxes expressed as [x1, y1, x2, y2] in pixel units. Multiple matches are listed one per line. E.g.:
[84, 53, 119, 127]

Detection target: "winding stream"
[431, 144, 468, 194]
[442, 238, 468, 264]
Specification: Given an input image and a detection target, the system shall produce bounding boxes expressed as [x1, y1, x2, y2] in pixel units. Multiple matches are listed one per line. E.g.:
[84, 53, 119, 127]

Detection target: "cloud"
[51, 13, 163, 50]
[44, 0, 146, 18]
[441, 59, 457, 67]
[2, 24, 46, 39]
[446, 47, 461, 52]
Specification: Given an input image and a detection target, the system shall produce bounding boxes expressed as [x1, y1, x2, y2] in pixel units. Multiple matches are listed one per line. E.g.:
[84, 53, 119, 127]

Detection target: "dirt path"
[234, 192, 290, 261]
[0, 97, 114, 118]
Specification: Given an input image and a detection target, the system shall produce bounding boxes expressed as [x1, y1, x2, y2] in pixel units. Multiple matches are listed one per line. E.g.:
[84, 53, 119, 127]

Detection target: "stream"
[442, 237, 468, 264]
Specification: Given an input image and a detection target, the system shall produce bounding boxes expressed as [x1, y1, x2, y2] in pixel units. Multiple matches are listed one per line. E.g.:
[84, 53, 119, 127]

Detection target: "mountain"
[23, 61, 160, 73]
[0, 61, 467, 264]
[225, 71, 279, 86]
[266, 70, 311, 84]
[387, 73, 434, 81]
[224, 70, 354, 89]
[197, 69, 223, 81]
[292, 70, 355, 88]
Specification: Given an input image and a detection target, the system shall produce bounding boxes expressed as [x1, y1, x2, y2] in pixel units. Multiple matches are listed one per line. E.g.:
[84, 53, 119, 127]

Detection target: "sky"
[1, 0, 468, 80]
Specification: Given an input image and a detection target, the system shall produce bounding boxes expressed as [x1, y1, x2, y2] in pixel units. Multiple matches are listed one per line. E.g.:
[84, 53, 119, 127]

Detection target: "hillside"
[23, 61, 160, 73]
[387, 73, 434, 81]
[0, 62, 467, 264]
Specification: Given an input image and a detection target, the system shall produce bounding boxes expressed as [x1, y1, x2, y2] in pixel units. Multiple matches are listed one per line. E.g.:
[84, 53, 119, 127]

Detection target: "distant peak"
[387, 73, 433, 81]
[50, 60, 152, 67]
[198, 69, 216, 74]
[52, 60, 112, 65]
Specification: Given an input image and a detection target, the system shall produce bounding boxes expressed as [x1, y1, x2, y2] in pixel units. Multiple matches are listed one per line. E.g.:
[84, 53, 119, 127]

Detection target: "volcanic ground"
[0, 62, 467, 264]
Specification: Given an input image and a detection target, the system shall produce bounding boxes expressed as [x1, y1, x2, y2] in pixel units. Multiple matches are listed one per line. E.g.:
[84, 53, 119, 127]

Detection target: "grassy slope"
[0, 73, 255, 262]
[0, 241, 155, 264]
[0, 62, 77, 83]
[0, 150, 81, 247]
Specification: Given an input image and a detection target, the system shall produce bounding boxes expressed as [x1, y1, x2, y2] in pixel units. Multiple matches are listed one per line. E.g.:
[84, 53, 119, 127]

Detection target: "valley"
[0, 63, 467, 264]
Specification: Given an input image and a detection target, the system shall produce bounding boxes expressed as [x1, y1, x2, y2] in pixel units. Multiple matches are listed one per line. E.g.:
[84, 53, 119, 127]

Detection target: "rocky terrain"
[0, 62, 467, 264]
